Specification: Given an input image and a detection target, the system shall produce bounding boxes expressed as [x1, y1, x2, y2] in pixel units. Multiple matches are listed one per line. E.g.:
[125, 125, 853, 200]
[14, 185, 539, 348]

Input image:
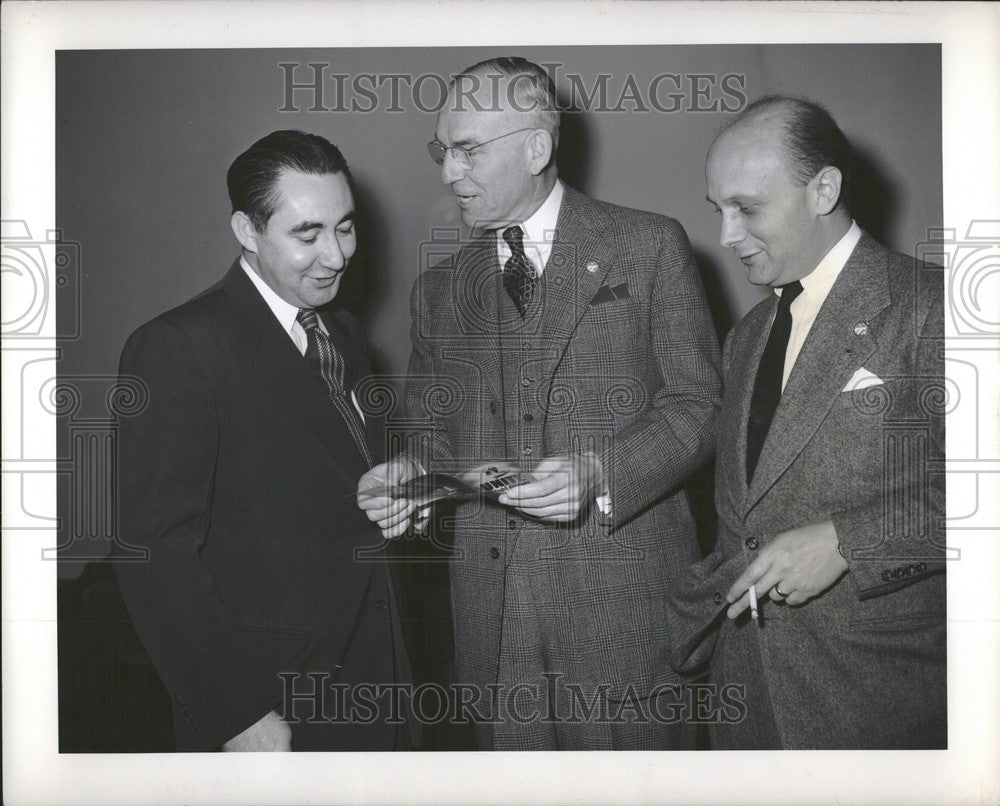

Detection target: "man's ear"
[231, 211, 259, 253]
[525, 129, 554, 176]
[811, 166, 843, 215]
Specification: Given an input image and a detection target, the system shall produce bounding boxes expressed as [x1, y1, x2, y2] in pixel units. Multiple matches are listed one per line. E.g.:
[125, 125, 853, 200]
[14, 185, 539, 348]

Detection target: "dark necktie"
[501, 225, 538, 317]
[746, 280, 804, 484]
[296, 308, 373, 467]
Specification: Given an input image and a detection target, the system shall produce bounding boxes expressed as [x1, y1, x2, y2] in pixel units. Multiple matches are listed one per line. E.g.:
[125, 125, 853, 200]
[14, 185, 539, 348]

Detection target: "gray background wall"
[57, 44, 941, 379]
[54, 45, 940, 571]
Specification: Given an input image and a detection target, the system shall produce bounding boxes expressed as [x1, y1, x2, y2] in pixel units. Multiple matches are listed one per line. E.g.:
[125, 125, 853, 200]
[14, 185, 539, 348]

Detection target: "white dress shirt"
[778, 221, 862, 390]
[240, 256, 364, 419]
[496, 179, 564, 274]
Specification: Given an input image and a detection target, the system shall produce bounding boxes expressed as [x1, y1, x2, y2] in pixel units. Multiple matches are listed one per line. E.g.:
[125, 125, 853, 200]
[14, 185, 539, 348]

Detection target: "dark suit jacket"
[667, 233, 946, 749]
[115, 261, 400, 751]
[405, 185, 722, 718]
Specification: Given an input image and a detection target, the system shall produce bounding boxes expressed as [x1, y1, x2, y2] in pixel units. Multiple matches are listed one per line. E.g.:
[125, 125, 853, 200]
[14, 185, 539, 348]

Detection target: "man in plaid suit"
[358, 57, 721, 749]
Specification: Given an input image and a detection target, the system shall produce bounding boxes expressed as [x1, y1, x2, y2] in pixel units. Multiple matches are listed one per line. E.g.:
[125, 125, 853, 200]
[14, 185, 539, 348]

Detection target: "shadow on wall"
[692, 247, 736, 347]
[338, 177, 391, 370]
[851, 143, 899, 249]
[556, 103, 594, 198]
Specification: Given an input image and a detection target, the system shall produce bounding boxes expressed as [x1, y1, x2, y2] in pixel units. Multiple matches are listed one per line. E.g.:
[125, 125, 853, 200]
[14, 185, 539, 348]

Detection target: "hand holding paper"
[356, 455, 424, 538]
[499, 452, 604, 522]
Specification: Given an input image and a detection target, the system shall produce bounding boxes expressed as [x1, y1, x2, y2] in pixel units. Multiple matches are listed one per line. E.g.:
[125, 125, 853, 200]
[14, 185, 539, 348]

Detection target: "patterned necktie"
[296, 308, 373, 467]
[501, 225, 538, 317]
[746, 280, 804, 484]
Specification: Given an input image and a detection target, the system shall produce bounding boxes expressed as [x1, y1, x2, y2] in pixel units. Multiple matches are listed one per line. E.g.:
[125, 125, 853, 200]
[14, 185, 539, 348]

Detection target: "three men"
[358, 57, 722, 750]
[116, 131, 406, 751]
[667, 96, 946, 748]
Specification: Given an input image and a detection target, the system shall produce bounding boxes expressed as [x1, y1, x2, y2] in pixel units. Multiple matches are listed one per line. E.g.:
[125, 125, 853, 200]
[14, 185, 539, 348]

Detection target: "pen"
[749, 584, 760, 623]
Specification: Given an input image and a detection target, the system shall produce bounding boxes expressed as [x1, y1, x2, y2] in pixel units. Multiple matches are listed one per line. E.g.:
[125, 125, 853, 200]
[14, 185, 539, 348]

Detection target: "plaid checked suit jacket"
[404, 185, 722, 746]
[666, 233, 947, 749]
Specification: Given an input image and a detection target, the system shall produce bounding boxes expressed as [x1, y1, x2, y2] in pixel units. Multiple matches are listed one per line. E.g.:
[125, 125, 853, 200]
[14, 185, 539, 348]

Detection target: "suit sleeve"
[833, 273, 946, 598]
[402, 271, 455, 470]
[114, 319, 283, 750]
[602, 219, 723, 527]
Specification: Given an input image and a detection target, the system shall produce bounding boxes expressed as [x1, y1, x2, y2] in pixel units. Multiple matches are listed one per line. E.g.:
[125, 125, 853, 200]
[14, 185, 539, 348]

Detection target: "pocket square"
[843, 367, 884, 392]
[590, 282, 630, 305]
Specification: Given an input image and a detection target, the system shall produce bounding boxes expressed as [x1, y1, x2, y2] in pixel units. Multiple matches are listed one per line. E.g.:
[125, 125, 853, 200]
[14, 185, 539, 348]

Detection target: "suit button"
[881, 570, 891, 581]
[521, 378, 531, 387]
[713, 592, 723, 606]
[489, 402, 497, 414]
[523, 446, 532, 455]
[507, 519, 517, 530]
[375, 599, 388, 613]
[916, 562, 927, 572]
[490, 547, 501, 560]
[523, 413, 533, 422]
[745, 537, 760, 550]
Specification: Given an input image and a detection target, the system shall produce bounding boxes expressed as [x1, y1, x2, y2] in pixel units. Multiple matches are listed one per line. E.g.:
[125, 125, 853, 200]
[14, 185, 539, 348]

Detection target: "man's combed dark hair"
[454, 56, 560, 148]
[731, 95, 856, 213]
[227, 130, 352, 231]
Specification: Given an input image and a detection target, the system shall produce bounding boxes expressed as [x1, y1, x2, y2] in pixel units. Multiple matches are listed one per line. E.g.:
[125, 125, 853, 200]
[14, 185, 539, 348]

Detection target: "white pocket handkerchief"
[843, 367, 884, 392]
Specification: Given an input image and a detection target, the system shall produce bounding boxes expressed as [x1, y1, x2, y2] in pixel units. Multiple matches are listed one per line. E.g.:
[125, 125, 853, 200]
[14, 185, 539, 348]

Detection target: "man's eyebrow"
[289, 220, 324, 234]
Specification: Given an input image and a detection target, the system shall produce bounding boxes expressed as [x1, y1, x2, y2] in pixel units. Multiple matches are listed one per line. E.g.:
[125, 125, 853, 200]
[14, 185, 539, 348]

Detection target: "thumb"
[530, 456, 562, 479]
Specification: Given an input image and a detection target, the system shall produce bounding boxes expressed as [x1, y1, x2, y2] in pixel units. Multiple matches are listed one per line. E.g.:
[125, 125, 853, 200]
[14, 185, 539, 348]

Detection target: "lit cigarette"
[748, 584, 760, 622]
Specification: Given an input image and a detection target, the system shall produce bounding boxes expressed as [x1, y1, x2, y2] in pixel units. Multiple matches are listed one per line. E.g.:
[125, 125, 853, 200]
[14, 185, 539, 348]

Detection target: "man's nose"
[719, 212, 745, 249]
[319, 235, 346, 270]
[441, 149, 466, 184]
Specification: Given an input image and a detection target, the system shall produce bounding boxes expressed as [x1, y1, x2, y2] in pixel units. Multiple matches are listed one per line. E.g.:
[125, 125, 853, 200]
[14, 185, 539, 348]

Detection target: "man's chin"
[304, 280, 341, 307]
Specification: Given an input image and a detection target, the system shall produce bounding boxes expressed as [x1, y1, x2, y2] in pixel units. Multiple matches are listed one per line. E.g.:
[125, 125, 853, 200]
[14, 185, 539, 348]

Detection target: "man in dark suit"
[667, 96, 946, 748]
[116, 130, 407, 752]
[358, 57, 722, 750]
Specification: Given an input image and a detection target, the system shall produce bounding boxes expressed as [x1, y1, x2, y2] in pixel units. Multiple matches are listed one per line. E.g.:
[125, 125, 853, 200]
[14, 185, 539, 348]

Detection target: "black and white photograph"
[2, 2, 998, 804]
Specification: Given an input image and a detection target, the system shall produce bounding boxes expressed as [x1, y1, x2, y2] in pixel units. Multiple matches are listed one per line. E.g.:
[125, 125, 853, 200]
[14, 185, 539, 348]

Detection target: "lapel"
[221, 260, 369, 484]
[451, 232, 507, 407]
[744, 233, 892, 513]
[722, 298, 777, 503]
[318, 305, 383, 462]
[533, 185, 619, 391]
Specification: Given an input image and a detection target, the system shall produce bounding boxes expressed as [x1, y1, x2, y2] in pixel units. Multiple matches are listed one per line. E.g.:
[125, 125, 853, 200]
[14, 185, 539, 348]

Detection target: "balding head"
[705, 95, 855, 287]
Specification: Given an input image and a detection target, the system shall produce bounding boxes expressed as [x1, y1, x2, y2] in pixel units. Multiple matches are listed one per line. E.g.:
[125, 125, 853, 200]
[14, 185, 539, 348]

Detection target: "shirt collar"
[775, 220, 862, 300]
[497, 180, 564, 270]
[240, 255, 301, 336]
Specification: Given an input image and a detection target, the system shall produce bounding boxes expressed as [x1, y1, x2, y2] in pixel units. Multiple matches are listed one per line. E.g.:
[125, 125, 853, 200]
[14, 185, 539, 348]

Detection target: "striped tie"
[296, 308, 373, 467]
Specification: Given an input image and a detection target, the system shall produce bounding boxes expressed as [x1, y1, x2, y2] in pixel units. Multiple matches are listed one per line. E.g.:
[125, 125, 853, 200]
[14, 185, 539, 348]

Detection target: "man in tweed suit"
[667, 96, 946, 748]
[358, 57, 721, 750]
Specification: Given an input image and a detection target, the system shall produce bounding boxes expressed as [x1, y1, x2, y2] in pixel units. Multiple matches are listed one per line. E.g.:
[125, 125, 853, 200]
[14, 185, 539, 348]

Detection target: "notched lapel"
[745, 236, 892, 511]
[532, 190, 619, 387]
[722, 299, 777, 501]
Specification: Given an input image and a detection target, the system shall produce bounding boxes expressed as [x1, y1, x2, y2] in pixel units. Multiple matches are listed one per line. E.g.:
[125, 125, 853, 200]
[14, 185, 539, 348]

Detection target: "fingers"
[726, 554, 771, 605]
[498, 474, 566, 505]
[511, 504, 578, 522]
[726, 589, 754, 619]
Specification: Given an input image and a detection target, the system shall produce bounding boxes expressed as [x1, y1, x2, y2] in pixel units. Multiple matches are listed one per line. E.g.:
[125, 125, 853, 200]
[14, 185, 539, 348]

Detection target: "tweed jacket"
[404, 185, 722, 708]
[666, 233, 947, 749]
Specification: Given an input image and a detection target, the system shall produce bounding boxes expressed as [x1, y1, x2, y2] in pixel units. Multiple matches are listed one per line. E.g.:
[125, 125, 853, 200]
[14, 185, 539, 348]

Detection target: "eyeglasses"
[426, 127, 538, 168]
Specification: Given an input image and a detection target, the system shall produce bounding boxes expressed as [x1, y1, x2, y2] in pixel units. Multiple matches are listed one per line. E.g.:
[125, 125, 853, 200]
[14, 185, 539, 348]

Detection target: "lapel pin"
[586, 261, 599, 273]
[854, 322, 869, 336]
